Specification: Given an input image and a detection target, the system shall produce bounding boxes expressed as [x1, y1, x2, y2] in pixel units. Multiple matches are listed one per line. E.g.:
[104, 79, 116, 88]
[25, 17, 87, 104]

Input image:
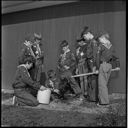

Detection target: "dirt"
[2, 105, 98, 126]
[1, 92, 126, 127]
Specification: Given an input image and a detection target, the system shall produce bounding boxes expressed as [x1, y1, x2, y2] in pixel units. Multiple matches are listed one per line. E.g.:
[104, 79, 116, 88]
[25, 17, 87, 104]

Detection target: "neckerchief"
[18, 64, 30, 77]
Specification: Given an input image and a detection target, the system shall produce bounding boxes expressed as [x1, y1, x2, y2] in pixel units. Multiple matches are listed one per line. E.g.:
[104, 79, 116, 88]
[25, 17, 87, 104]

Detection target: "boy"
[31, 33, 44, 83]
[97, 33, 120, 105]
[75, 27, 90, 97]
[57, 40, 84, 100]
[45, 69, 61, 101]
[12, 56, 46, 106]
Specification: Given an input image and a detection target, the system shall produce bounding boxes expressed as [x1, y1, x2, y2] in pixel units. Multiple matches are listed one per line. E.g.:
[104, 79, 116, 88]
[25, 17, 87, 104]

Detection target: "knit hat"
[81, 26, 91, 37]
[60, 40, 69, 48]
[34, 33, 42, 40]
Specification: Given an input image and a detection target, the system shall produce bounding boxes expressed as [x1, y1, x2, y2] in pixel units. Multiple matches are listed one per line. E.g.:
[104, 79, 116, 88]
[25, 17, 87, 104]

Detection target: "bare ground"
[1, 92, 126, 127]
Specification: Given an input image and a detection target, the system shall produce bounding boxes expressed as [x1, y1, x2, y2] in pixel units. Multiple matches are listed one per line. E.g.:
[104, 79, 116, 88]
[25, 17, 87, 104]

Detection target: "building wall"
[2, 1, 126, 93]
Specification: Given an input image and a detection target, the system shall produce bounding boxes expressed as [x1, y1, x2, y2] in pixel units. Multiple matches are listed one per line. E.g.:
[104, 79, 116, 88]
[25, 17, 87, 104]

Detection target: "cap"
[34, 33, 42, 40]
[60, 40, 69, 48]
[81, 26, 90, 37]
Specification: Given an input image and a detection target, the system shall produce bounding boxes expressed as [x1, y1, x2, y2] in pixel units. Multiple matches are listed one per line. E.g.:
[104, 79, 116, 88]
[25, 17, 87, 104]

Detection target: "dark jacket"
[86, 39, 100, 70]
[45, 78, 60, 90]
[99, 44, 120, 68]
[58, 50, 76, 73]
[12, 65, 41, 90]
[76, 43, 88, 64]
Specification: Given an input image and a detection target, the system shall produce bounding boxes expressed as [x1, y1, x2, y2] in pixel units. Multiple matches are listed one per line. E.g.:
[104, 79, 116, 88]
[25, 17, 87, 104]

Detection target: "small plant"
[93, 105, 126, 126]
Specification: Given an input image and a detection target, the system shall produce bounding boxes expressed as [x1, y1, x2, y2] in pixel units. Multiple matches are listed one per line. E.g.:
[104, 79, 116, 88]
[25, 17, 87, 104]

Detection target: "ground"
[1, 92, 126, 127]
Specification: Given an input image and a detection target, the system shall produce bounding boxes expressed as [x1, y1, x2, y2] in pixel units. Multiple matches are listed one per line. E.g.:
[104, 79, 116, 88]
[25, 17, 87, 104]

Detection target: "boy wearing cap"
[19, 34, 44, 96]
[86, 36, 100, 102]
[75, 40, 88, 97]
[75, 26, 94, 98]
[79, 26, 99, 102]
[45, 69, 61, 101]
[57, 40, 84, 100]
[31, 33, 44, 84]
[18, 35, 35, 66]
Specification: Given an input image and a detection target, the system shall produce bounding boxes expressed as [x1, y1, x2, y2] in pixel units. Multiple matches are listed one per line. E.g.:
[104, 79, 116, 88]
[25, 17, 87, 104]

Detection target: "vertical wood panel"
[2, 7, 126, 93]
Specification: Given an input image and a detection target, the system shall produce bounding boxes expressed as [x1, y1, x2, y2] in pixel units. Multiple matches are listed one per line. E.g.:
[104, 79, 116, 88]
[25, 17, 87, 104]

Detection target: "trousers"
[98, 62, 112, 104]
[78, 62, 88, 95]
[14, 88, 39, 106]
[87, 75, 98, 102]
[60, 70, 81, 95]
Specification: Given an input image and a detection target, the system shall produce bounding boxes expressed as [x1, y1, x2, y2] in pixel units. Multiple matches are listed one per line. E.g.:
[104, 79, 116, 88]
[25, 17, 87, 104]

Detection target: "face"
[26, 63, 33, 69]
[83, 32, 94, 40]
[50, 72, 56, 79]
[35, 39, 41, 44]
[78, 41, 85, 46]
[92, 39, 97, 45]
[62, 45, 69, 52]
[99, 36, 106, 44]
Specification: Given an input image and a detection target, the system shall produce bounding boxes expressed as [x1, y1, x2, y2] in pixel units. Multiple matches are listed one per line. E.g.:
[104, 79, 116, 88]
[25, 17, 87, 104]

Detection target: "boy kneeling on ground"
[45, 69, 62, 101]
[45, 69, 75, 101]
[12, 56, 46, 106]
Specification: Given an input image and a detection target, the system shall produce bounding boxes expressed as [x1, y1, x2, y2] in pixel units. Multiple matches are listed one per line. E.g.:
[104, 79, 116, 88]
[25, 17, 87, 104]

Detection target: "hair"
[19, 56, 35, 65]
[81, 26, 89, 37]
[34, 33, 42, 41]
[60, 40, 69, 48]
[47, 69, 56, 78]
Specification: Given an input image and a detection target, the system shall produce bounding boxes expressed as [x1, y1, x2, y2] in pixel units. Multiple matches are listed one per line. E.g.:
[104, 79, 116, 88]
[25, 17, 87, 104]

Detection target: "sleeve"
[70, 53, 77, 67]
[57, 56, 64, 71]
[45, 80, 52, 88]
[99, 44, 112, 63]
[86, 42, 93, 59]
[18, 45, 31, 64]
[18, 46, 26, 64]
[64, 52, 77, 71]
[20, 67, 41, 90]
[54, 79, 60, 89]
[110, 47, 120, 68]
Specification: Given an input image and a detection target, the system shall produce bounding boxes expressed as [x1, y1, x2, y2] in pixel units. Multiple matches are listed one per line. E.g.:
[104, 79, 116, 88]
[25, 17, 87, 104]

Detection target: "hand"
[54, 89, 59, 94]
[95, 70, 99, 74]
[64, 65, 70, 69]
[40, 86, 46, 91]
[92, 66, 96, 72]
[24, 40, 32, 47]
[76, 68, 78, 74]
[115, 67, 120, 70]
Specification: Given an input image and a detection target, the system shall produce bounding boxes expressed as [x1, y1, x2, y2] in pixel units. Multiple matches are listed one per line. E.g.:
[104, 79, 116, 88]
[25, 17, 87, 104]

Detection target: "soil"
[1, 92, 126, 127]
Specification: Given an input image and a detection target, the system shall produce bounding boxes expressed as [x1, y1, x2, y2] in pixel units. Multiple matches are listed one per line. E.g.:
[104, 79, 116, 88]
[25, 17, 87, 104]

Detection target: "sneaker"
[12, 96, 16, 105]
[79, 95, 85, 101]
[97, 103, 109, 107]
[13, 96, 19, 106]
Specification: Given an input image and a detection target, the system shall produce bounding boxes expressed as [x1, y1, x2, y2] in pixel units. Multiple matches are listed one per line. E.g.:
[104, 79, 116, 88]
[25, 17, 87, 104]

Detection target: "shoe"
[12, 96, 15, 105]
[97, 103, 109, 107]
[79, 95, 85, 101]
[13, 96, 19, 106]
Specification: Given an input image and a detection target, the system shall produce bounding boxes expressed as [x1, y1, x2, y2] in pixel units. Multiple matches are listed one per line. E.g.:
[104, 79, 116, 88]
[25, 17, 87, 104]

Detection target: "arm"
[45, 80, 52, 89]
[65, 52, 76, 68]
[110, 47, 120, 68]
[20, 66, 41, 90]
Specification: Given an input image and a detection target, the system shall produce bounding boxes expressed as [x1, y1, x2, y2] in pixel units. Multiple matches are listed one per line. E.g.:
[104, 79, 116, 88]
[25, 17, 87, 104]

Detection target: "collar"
[17, 64, 30, 77]
[18, 64, 26, 68]
[64, 49, 70, 54]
